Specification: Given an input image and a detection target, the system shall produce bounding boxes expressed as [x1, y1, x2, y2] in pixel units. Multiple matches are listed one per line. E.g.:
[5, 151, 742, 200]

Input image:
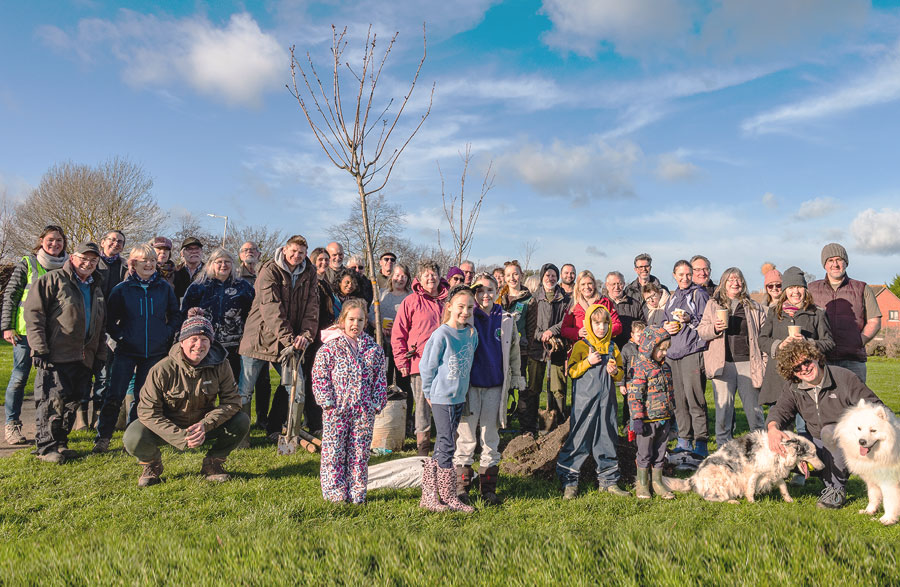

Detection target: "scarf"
[157, 260, 176, 281]
[100, 253, 120, 265]
[35, 249, 68, 271]
[783, 303, 800, 317]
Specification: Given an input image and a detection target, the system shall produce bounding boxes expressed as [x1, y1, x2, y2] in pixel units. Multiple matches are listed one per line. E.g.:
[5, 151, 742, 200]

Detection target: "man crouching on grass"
[122, 308, 249, 487]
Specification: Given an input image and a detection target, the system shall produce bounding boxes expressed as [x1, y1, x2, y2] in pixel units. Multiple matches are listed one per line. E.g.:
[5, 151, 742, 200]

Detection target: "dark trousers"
[87, 348, 112, 411]
[635, 419, 672, 469]
[668, 353, 708, 443]
[385, 344, 413, 432]
[431, 402, 464, 469]
[255, 364, 271, 425]
[122, 412, 250, 461]
[556, 375, 620, 487]
[302, 351, 323, 433]
[97, 352, 163, 439]
[34, 362, 93, 454]
[815, 424, 849, 491]
[521, 358, 567, 433]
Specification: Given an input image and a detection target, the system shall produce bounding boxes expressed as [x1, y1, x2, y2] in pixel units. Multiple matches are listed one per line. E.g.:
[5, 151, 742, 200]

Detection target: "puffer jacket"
[391, 277, 449, 375]
[22, 262, 107, 367]
[238, 248, 319, 362]
[627, 326, 675, 421]
[525, 284, 570, 361]
[107, 272, 180, 358]
[311, 327, 387, 413]
[663, 283, 709, 360]
[182, 276, 255, 348]
[698, 297, 767, 388]
[1, 254, 62, 335]
[137, 341, 241, 450]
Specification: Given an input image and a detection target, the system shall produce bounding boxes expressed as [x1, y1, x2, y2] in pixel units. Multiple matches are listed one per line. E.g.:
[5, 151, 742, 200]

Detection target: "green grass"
[2, 345, 900, 583]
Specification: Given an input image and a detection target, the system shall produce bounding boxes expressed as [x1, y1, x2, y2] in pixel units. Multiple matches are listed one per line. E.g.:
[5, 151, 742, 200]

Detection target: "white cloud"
[794, 196, 838, 220]
[762, 192, 778, 209]
[496, 138, 642, 204]
[655, 152, 698, 181]
[436, 75, 569, 112]
[851, 208, 900, 254]
[37, 11, 286, 108]
[742, 40, 900, 134]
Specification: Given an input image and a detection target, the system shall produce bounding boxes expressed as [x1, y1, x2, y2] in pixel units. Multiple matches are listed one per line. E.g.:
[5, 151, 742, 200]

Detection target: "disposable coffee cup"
[787, 325, 801, 337]
[716, 309, 729, 324]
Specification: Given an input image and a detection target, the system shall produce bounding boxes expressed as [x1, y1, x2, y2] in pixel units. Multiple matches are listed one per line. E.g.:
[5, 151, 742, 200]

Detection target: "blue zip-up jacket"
[181, 276, 255, 348]
[420, 324, 479, 405]
[663, 283, 709, 360]
[107, 272, 180, 358]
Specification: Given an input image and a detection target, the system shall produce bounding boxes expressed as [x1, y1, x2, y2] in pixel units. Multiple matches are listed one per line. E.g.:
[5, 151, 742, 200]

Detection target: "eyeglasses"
[72, 254, 99, 265]
[766, 283, 783, 291]
[792, 359, 814, 374]
[381, 257, 396, 263]
[348, 265, 363, 271]
[635, 264, 650, 270]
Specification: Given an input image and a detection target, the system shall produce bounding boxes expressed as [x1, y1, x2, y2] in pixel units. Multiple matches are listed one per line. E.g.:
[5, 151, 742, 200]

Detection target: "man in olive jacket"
[23, 242, 107, 463]
[122, 308, 249, 487]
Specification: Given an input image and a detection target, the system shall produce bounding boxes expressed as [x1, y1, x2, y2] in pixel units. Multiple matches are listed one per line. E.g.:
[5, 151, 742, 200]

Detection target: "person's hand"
[632, 419, 645, 436]
[541, 329, 553, 343]
[606, 360, 618, 376]
[426, 398, 432, 408]
[399, 367, 409, 378]
[32, 354, 52, 370]
[767, 424, 789, 456]
[578, 327, 588, 338]
[3, 330, 17, 345]
[714, 318, 727, 333]
[663, 321, 681, 335]
[185, 422, 206, 448]
[587, 350, 602, 365]
[293, 334, 310, 351]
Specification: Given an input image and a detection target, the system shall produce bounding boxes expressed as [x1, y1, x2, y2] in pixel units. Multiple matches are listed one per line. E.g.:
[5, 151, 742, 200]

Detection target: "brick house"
[871, 285, 900, 331]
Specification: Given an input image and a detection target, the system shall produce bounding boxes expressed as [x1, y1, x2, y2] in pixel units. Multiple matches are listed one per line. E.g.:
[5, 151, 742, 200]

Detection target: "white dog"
[835, 400, 900, 525]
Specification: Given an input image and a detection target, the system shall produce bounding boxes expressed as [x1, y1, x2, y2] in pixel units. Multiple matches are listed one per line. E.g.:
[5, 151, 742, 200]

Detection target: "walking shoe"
[436, 465, 474, 513]
[200, 456, 231, 482]
[92, 438, 111, 454]
[601, 483, 631, 497]
[36, 450, 66, 464]
[419, 458, 448, 512]
[138, 459, 163, 487]
[4, 421, 27, 445]
[816, 486, 846, 509]
[562, 485, 579, 500]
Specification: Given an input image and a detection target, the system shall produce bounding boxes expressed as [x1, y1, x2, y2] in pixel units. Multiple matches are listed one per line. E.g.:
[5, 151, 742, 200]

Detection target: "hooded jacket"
[525, 263, 570, 361]
[560, 298, 623, 343]
[182, 275, 255, 348]
[566, 305, 624, 382]
[698, 297, 767, 388]
[624, 274, 669, 302]
[390, 277, 450, 375]
[137, 340, 241, 450]
[663, 283, 709, 360]
[627, 326, 675, 422]
[238, 247, 319, 362]
[469, 304, 526, 428]
[311, 327, 387, 413]
[107, 271, 180, 358]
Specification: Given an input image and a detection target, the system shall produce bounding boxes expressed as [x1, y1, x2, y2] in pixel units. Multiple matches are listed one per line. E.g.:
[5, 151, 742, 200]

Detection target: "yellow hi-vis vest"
[14, 255, 46, 336]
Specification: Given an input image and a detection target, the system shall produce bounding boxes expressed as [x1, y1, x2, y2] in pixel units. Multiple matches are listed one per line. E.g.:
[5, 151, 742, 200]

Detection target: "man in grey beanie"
[808, 242, 881, 382]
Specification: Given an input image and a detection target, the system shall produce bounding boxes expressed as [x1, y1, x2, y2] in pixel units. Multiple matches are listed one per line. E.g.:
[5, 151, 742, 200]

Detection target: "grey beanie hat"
[782, 266, 807, 289]
[821, 242, 848, 267]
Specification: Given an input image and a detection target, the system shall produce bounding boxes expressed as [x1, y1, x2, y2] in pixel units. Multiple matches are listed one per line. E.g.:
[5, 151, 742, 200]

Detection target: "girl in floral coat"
[312, 298, 388, 504]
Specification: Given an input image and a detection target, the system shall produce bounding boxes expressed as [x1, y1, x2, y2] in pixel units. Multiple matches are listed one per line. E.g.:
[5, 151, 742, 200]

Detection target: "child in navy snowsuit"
[557, 305, 626, 498]
[312, 299, 387, 504]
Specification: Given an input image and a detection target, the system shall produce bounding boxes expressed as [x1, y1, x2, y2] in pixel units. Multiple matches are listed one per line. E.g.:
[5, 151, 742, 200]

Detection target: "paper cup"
[788, 325, 801, 337]
[716, 309, 729, 323]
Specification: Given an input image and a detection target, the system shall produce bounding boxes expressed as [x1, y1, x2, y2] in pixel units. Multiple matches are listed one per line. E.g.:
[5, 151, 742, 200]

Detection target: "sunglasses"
[767, 283, 783, 291]
[792, 359, 814, 373]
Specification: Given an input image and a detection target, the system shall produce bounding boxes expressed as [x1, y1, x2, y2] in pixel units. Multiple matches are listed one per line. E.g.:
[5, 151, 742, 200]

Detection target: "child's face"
[342, 308, 367, 339]
[642, 290, 660, 308]
[476, 283, 497, 311]
[630, 328, 644, 344]
[652, 340, 670, 362]
[590, 315, 609, 339]
[448, 293, 474, 328]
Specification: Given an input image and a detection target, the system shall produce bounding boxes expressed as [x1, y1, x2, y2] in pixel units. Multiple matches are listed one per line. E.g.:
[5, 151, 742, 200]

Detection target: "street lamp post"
[207, 213, 228, 248]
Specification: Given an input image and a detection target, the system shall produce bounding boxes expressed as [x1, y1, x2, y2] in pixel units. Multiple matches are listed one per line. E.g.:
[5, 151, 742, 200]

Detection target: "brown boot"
[455, 465, 473, 505]
[416, 432, 431, 457]
[138, 459, 163, 487]
[419, 458, 448, 512]
[201, 456, 231, 482]
[73, 406, 89, 431]
[436, 465, 474, 513]
[479, 465, 502, 506]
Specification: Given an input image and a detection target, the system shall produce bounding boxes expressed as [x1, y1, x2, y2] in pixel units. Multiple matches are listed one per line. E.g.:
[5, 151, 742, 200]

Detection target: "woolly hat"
[539, 262, 560, 282]
[782, 266, 807, 290]
[446, 266, 464, 281]
[764, 269, 782, 286]
[821, 242, 848, 267]
[180, 307, 214, 341]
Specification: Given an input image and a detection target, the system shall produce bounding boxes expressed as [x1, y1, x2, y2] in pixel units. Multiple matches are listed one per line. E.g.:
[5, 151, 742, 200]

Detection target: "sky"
[2, 0, 900, 290]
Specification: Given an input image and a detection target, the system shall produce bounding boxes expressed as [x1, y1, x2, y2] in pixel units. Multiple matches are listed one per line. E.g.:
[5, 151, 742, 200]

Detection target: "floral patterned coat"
[312, 327, 388, 414]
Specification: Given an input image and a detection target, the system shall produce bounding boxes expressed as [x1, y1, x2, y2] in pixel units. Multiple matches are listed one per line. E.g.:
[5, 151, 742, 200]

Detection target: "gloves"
[632, 419, 645, 437]
[32, 354, 52, 370]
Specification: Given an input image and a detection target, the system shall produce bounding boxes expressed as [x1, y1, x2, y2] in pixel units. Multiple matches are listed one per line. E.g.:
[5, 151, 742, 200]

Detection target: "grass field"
[1, 343, 900, 584]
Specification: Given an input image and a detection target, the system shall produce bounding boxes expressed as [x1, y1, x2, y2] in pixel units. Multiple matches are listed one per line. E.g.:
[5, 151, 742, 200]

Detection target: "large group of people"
[0, 225, 889, 513]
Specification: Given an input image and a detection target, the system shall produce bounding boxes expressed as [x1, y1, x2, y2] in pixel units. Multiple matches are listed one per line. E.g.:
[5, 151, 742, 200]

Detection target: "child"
[418, 285, 479, 513]
[454, 274, 526, 505]
[627, 325, 676, 499]
[557, 305, 627, 499]
[641, 282, 669, 326]
[619, 320, 647, 428]
[312, 299, 388, 504]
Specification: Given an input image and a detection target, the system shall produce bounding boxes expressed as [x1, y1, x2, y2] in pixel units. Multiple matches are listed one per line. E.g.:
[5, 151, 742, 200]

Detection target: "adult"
[498, 260, 532, 378]
[237, 241, 261, 285]
[559, 263, 576, 296]
[377, 263, 413, 432]
[762, 268, 782, 307]
[492, 267, 505, 289]
[94, 244, 180, 453]
[151, 236, 176, 289]
[97, 230, 127, 297]
[560, 270, 622, 345]
[766, 339, 882, 509]
[122, 308, 249, 486]
[182, 248, 255, 381]
[173, 237, 205, 299]
[376, 251, 396, 292]
[605, 271, 643, 350]
[23, 242, 106, 463]
[332, 267, 361, 316]
[663, 260, 710, 457]
[236, 240, 273, 429]
[625, 253, 669, 302]
[325, 241, 344, 282]
[238, 235, 318, 440]
[346, 255, 373, 305]
[808, 243, 881, 383]
[758, 267, 835, 406]
[523, 263, 570, 433]
[459, 260, 476, 286]
[697, 268, 766, 446]
[391, 261, 449, 455]
[2, 225, 68, 445]
[446, 267, 465, 287]
[690, 255, 716, 297]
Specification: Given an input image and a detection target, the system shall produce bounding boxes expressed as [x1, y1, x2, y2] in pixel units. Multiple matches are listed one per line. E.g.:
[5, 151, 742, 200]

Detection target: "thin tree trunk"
[357, 176, 382, 346]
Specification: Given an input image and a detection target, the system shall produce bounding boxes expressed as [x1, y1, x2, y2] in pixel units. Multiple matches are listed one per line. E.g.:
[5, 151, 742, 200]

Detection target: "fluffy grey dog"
[665, 430, 825, 503]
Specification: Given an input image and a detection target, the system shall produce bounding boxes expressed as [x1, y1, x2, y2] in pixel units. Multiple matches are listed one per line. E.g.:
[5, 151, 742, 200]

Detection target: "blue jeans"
[431, 402, 465, 469]
[239, 356, 280, 406]
[830, 359, 866, 384]
[96, 352, 163, 439]
[4, 337, 32, 423]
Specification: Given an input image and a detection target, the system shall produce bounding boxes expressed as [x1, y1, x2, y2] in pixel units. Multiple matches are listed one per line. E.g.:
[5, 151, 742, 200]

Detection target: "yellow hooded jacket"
[567, 304, 624, 381]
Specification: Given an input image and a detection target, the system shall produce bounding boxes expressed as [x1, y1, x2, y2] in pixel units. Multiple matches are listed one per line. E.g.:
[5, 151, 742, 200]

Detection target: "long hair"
[712, 267, 751, 307]
[391, 263, 412, 294]
[32, 225, 68, 254]
[332, 267, 359, 297]
[198, 248, 238, 283]
[774, 287, 814, 320]
[337, 297, 367, 326]
[572, 269, 598, 309]
[441, 286, 476, 324]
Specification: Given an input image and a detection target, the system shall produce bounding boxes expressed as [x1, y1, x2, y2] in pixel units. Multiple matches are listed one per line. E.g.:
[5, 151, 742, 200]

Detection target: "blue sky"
[3, 0, 900, 289]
